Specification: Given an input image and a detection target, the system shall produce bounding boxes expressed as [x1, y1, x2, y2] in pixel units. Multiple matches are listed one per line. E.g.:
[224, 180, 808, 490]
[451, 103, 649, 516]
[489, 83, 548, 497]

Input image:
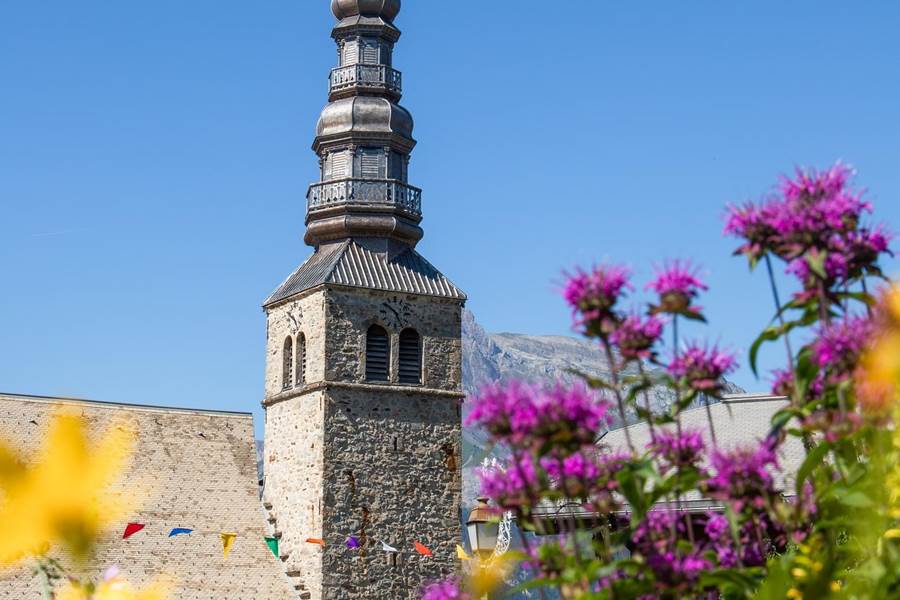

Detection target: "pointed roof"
[264, 240, 466, 307]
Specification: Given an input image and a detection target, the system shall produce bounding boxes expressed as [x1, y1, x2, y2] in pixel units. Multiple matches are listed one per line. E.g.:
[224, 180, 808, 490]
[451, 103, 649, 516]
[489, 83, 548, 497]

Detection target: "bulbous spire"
[331, 0, 401, 22]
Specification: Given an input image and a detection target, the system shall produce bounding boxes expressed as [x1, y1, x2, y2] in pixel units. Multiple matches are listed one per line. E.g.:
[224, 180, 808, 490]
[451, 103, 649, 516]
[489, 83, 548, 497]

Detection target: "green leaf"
[795, 441, 830, 498]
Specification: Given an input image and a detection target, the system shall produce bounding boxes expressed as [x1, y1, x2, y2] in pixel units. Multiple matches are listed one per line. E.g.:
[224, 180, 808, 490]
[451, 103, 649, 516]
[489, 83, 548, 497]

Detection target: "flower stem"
[600, 340, 636, 455]
[764, 254, 795, 371]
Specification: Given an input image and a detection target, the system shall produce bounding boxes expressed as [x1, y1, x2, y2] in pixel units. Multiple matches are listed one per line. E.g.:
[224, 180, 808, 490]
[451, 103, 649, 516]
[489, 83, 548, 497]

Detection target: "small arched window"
[398, 329, 422, 385]
[296, 333, 307, 386]
[282, 337, 294, 390]
[365, 325, 390, 382]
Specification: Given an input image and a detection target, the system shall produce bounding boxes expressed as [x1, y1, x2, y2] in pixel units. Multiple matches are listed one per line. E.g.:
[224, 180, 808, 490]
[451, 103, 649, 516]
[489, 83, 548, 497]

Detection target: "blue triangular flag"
[168, 528, 194, 537]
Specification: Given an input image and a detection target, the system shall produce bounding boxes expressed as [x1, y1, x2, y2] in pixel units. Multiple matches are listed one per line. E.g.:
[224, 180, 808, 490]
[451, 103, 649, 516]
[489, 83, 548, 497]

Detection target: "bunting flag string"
[305, 538, 326, 547]
[122, 523, 145, 540]
[168, 528, 193, 537]
[220, 533, 237, 559]
[456, 544, 471, 561]
[265, 537, 280, 558]
[381, 541, 398, 553]
[414, 541, 433, 557]
[346, 537, 360, 549]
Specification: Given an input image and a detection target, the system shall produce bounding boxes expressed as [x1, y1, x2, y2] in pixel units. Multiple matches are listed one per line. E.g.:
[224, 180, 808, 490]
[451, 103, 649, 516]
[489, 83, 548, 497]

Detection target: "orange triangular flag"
[306, 538, 326, 547]
[414, 541, 433, 557]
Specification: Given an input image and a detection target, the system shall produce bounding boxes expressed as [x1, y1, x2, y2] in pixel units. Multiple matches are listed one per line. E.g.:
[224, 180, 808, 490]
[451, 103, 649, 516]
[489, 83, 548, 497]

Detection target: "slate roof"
[264, 240, 467, 307]
[0, 393, 297, 600]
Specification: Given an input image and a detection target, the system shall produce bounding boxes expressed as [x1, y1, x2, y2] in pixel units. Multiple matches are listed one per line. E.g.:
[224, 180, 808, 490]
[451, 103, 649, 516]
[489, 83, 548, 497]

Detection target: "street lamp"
[466, 497, 500, 559]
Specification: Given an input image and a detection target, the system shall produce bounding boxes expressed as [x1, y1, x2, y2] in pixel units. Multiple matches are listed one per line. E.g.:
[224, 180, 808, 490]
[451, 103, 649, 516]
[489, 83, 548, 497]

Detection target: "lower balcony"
[307, 178, 422, 217]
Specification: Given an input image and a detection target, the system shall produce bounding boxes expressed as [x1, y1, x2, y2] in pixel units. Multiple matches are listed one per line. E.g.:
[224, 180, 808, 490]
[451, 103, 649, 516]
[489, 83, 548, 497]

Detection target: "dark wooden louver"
[296, 334, 307, 385]
[366, 326, 390, 382]
[398, 329, 421, 384]
[282, 337, 294, 390]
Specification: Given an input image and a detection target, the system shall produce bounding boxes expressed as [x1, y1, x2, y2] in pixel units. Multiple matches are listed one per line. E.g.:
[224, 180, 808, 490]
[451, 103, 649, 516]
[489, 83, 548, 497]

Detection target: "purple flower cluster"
[648, 428, 706, 472]
[631, 510, 712, 592]
[725, 163, 893, 296]
[667, 342, 738, 394]
[646, 260, 708, 317]
[706, 440, 780, 513]
[540, 449, 627, 508]
[812, 315, 874, 383]
[466, 381, 612, 452]
[563, 264, 632, 337]
[422, 579, 470, 600]
[610, 312, 665, 360]
[477, 453, 540, 508]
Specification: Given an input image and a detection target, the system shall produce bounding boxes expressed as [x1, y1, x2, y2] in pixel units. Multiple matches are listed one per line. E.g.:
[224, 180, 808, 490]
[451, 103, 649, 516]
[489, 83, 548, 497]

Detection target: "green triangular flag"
[265, 536, 279, 558]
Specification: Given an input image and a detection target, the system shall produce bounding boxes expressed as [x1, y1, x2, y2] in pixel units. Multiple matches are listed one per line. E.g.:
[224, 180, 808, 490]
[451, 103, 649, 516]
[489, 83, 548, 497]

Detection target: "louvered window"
[361, 40, 379, 64]
[360, 149, 382, 178]
[282, 337, 294, 390]
[365, 325, 390, 382]
[328, 151, 348, 180]
[342, 41, 359, 65]
[296, 333, 307, 386]
[398, 329, 421, 384]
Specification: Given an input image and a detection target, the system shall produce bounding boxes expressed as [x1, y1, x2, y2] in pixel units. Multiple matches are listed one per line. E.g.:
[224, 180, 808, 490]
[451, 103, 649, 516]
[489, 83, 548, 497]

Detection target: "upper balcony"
[329, 64, 402, 99]
[307, 178, 422, 217]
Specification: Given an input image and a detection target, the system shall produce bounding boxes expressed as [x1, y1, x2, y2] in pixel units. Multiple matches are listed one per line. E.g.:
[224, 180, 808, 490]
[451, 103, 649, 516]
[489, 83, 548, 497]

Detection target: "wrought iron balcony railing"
[307, 178, 422, 216]
[329, 64, 402, 96]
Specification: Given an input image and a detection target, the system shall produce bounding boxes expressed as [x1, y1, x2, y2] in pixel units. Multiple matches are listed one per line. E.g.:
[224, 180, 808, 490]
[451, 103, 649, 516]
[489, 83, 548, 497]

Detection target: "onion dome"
[316, 97, 413, 144]
[331, 0, 401, 22]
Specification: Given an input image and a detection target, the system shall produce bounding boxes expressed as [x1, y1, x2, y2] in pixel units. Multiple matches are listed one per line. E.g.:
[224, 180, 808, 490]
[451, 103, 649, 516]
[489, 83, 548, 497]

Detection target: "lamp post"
[466, 497, 500, 559]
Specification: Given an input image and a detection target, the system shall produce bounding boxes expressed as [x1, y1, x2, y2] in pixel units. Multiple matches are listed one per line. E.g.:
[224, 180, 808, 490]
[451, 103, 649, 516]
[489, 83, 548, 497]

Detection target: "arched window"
[296, 333, 307, 386]
[282, 337, 294, 390]
[398, 329, 421, 384]
[365, 325, 390, 382]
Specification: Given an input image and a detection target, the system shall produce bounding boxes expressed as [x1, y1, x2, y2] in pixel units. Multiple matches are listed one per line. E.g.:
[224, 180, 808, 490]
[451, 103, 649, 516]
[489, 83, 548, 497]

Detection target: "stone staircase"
[264, 501, 312, 600]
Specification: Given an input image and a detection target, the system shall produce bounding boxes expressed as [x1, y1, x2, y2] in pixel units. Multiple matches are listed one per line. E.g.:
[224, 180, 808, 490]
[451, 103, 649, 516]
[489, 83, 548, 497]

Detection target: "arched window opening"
[398, 329, 422, 384]
[282, 337, 294, 390]
[296, 333, 307, 386]
[365, 325, 390, 382]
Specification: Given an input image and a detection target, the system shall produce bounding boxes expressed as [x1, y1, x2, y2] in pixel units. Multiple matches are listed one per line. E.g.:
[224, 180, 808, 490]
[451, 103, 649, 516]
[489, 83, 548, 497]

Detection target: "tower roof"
[331, 0, 401, 22]
[264, 240, 466, 307]
[304, 0, 422, 248]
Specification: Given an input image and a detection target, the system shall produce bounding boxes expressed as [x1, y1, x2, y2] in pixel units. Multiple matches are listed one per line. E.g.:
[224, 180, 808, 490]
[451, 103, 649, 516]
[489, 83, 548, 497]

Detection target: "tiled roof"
[0, 393, 297, 599]
[264, 240, 466, 306]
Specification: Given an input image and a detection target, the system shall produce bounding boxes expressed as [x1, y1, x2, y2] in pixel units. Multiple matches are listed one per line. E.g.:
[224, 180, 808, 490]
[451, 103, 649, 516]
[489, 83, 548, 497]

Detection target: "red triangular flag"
[123, 523, 145, 539]
[414, 541, 432, 557]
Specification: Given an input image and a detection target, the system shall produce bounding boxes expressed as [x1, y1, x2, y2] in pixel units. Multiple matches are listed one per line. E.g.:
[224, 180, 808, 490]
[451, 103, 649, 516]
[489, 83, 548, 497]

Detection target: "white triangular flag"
[381, 540, 398, 553]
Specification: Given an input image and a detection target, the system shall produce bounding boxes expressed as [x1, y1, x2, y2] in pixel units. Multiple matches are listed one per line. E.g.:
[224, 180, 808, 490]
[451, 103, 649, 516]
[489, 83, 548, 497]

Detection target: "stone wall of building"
[263, 285, 463, 599]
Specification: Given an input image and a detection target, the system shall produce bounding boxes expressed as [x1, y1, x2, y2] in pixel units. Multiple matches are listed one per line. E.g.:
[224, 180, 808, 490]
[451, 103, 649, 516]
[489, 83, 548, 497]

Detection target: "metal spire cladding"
[305, 0, 423, 249]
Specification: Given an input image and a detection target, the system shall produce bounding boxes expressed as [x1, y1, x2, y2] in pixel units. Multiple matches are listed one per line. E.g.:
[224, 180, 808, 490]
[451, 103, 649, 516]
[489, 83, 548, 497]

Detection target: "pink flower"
[610, 312, 664, 360]
[466, 381, 612, 452]
[812, 315, 874, 382]
[706, 439, 780, 513]
[667, 342, 737, 394]
[648, 428, 706, 471]
[646, 260, 708, 316]
[422, 578, 470, 600]
[563, 264, 632, 337]
[477, 452, 541, 508]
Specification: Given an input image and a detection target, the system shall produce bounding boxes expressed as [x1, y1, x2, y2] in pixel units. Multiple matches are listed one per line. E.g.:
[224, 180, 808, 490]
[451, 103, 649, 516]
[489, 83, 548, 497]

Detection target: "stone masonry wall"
[265, 285, 463, 599]
[264, 290, 328, 598]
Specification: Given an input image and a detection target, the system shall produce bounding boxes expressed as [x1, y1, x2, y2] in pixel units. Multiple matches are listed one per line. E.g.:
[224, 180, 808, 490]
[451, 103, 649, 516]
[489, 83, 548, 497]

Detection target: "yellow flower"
[830, 580, 842, 592]
[57, 576, 170, 600]
[787, 588, 803, 599]
[884, 528, 900, 539]
[0, 411, 134, 566]
[889, 286, 900, 322]
[468, 555, 514, 598]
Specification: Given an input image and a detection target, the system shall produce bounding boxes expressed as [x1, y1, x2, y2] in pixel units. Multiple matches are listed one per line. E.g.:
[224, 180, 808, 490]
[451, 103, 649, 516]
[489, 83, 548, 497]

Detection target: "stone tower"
[261, 1, 465, 598]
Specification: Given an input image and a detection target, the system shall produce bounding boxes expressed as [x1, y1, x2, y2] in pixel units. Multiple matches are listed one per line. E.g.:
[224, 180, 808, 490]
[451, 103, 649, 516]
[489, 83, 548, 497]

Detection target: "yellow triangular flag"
[456, 544, 472, 561]
[221, 532, 238, 559]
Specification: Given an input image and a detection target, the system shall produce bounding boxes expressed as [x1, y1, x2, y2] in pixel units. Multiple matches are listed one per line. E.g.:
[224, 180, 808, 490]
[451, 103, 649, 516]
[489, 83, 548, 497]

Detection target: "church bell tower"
[261, 1, 465, 598]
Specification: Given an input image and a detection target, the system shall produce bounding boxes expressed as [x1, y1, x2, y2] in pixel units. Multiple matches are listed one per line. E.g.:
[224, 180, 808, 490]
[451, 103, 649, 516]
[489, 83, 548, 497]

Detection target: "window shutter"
[362, 41, 379, 64]
[330, 152, 348, 179]
[366, 326, 390, 382]
[342, 41, 359, 65]
[296, 334, 307, 385]
[398, 329, 421, 384]
[360, 150, 381, 178]
[282, 338, 294, 389]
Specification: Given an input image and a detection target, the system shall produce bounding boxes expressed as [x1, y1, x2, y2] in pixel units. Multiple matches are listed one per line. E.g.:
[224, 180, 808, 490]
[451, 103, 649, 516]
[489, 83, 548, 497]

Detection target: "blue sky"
[2, 1, 898, 433]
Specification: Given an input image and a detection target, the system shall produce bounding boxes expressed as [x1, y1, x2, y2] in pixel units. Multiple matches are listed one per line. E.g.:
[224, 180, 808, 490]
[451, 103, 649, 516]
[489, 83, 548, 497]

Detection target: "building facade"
[261, 1, 466, 598]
